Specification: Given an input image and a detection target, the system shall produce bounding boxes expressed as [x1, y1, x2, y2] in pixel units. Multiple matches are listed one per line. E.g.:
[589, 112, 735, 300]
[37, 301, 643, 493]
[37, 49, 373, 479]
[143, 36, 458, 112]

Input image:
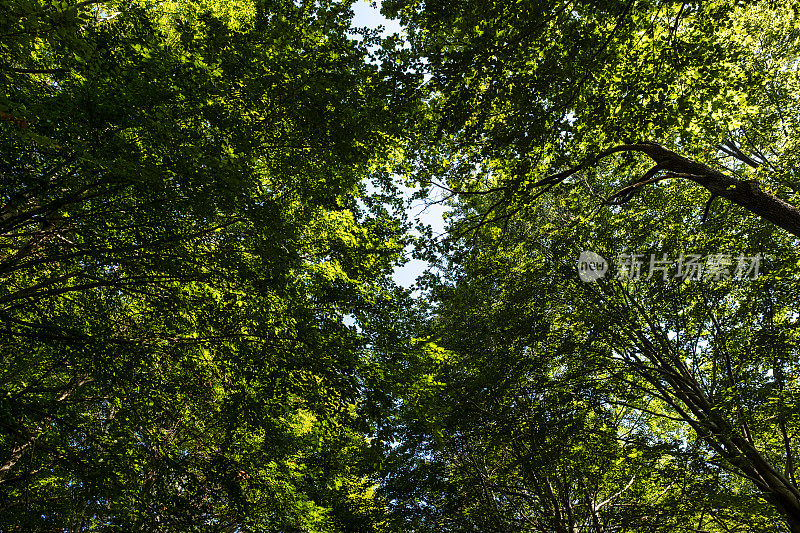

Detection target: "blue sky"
[351, 0, 402, 36]
[349, 1, 448, 289]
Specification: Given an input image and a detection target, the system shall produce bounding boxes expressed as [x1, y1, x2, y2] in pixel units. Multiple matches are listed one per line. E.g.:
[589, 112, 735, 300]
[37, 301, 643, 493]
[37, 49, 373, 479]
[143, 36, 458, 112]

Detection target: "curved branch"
[520, 142, 800, 238]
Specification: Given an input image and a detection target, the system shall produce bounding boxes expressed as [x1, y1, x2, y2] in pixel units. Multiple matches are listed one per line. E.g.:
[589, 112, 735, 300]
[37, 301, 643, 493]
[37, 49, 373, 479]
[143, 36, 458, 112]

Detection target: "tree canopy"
[2, 0, 800, 531]
[381, 0, 800, 531]
[0, 0, 414, 529]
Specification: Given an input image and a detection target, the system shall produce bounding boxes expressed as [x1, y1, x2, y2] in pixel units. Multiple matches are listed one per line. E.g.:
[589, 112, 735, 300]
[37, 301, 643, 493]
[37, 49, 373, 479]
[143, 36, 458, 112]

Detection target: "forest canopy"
[1, 0, 800, 531]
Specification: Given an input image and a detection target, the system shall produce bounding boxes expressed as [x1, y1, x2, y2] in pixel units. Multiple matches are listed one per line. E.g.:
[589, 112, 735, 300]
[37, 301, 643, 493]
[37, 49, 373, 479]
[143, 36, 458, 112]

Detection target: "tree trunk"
[613, 143, 800, 239]
[613, 320, 800, 533]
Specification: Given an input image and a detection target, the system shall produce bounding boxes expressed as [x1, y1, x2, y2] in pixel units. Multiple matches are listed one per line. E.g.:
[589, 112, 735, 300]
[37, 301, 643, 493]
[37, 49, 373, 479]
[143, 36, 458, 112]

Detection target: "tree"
[387, 0, 800, 237]
[384, 0, 800, 530]
[388, 185, 796, 530]
[0, 0, 413, 530]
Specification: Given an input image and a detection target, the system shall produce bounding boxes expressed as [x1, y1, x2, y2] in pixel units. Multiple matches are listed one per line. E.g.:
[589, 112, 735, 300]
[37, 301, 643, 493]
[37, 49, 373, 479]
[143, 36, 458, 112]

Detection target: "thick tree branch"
[519, 142, 800, 238]
[626, 142, 800, 238]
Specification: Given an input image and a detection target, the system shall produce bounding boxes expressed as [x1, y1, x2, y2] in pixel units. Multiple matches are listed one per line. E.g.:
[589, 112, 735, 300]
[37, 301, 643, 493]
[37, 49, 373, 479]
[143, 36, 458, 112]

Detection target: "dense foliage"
[0, 0, 414, 530]
[2, 0, 800, 531]
[382, 0, 800, 531]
